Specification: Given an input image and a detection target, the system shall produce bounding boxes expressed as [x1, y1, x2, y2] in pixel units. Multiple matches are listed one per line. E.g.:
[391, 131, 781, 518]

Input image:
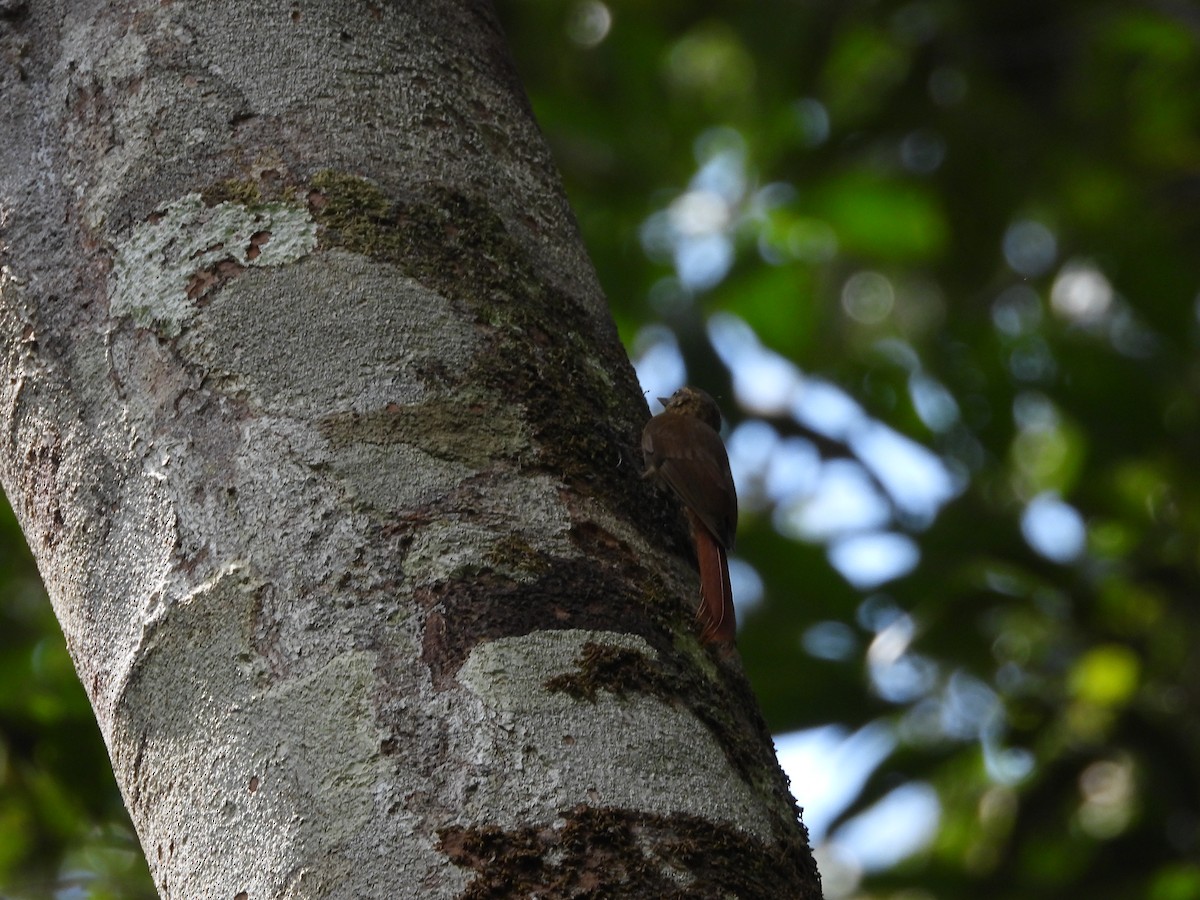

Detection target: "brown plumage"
[642, 387, 738, 643]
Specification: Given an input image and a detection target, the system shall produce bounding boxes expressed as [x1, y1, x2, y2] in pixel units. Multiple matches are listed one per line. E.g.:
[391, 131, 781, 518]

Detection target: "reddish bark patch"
[417, 560, 652, 691]
[437, 804, 820, 899]
[543, 641, 668, 702]
[245, 229, 271, 260]
[186, 257, 246, 304]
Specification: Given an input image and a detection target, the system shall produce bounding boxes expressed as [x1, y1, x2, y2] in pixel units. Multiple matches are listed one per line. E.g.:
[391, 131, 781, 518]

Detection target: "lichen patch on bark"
[446, 630, 779, 844]
[114, 563, 436, 896]
[109, 193, 317, 338]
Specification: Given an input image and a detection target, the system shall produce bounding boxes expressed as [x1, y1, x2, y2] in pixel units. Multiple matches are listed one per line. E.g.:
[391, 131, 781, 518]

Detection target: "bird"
[641, 387, 738, 643]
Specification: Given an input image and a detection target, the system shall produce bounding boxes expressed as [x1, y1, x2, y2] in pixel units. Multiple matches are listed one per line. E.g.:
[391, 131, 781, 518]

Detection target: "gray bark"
[0, 1, 820, 897]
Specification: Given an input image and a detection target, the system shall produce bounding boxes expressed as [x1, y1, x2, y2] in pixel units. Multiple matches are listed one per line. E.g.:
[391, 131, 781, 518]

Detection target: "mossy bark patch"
[417, 559, 648, 691]
[543, 641, 669, 702]
[304, 171, 652, 533]
[437, 804, 821, 899]
[317, 396, 525, 470]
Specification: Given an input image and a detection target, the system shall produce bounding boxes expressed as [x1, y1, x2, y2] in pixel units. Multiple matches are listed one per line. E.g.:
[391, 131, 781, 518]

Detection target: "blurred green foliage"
[3, 1, 1200, 897]
[0, 502, 155, 897]
[501, 0, 1200, 897]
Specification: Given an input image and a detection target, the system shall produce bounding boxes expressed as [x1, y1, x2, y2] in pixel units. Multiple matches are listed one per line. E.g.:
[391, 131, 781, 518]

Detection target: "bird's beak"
[656, 396, 670, 406]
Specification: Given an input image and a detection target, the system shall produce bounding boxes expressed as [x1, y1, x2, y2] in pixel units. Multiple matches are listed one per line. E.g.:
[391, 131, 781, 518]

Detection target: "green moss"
[307, 170, 398, 257]
[486, 534, 552, 575]
[199, 178, 262, 207]
[305, 169, 649, 529]
[317, 394, 524, 469]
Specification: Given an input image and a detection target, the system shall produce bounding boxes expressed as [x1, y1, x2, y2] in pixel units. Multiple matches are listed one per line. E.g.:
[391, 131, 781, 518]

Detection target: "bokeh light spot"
[565, 1, 612, 47]
[1021, 492, 1086, 563]
[841, 271, 895, 324]
[1003, 219, 1057, 278]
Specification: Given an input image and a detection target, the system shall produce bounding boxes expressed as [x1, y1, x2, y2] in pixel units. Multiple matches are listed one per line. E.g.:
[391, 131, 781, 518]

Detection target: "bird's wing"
[656, 448, 737, 549]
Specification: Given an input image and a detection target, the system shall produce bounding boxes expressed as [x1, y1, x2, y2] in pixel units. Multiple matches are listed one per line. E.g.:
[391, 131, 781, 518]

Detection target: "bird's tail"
[689, 511, 736, 643]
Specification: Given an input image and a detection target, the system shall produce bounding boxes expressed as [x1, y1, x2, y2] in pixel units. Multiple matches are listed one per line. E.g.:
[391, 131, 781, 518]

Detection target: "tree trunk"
[0, 1, 820, 897]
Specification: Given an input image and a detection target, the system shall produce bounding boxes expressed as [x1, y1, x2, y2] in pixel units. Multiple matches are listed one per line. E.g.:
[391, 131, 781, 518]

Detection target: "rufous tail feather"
[689, 511, 736, 643]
